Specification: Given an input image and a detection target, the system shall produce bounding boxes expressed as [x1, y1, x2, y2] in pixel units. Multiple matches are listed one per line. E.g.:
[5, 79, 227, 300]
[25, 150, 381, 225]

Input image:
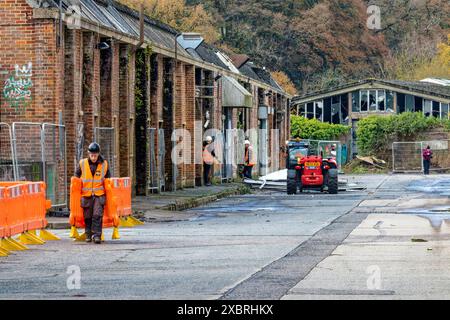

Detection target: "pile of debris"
[244, 169, 365, 191]
[343, 156, 388, 173]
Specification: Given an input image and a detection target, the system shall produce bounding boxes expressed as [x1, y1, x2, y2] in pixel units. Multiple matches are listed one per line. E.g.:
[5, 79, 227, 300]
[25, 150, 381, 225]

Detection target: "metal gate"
[0, 123, 16, 181]
[94, 127, 115, 177]
[11, 122, 67, 208]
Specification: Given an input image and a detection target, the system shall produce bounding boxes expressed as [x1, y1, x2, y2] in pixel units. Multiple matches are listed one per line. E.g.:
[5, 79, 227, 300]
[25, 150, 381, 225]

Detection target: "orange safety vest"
[203, 146, 214, 165]
[80, 158, 108, 197]
[245, 146, 255, 166]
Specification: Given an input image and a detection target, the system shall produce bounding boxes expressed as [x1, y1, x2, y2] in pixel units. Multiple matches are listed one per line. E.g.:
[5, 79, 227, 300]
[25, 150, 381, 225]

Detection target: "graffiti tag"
[2, 62, 33, 110]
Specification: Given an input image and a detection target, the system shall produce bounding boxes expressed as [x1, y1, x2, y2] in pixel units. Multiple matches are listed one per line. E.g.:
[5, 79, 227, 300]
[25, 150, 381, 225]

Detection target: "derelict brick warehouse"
[0, 0, 291, 200]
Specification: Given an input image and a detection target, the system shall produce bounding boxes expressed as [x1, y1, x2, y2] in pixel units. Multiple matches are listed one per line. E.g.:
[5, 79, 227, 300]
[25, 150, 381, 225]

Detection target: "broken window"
[331, 96, 340, 124]
[360, 91, 368, 112]
[441, 103, 449, 120]
[352, 91, 360, 112]
[386, 91, 394, 112]
[298, 104, 306, 118]
[415, 96, 423, 113]
[314, 101, 323, 121]
[441, 103, 450, 120]
[397, 93, 405, 114]
[306, 102, 314, 119]
[377, 90, 385, 111]
[323, 98, 332, 123]
[423, 99, 432, 117]
[405, 94, 414, 112]
[369, 90, 377, 111]
[432, 101, 440, 117]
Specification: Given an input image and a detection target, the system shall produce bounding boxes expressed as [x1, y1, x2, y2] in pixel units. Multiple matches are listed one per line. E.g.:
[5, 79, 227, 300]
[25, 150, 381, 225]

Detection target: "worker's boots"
[85, 233, 92, 243]
[93, 236, 101, 244]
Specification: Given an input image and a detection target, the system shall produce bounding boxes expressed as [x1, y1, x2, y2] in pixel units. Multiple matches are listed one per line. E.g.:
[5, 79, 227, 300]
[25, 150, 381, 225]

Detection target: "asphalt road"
[0, 174, 447, 299]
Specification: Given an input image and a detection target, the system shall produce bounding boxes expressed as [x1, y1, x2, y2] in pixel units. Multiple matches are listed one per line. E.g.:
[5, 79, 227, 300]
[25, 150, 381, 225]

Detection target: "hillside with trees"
[119, 0, 450, 93]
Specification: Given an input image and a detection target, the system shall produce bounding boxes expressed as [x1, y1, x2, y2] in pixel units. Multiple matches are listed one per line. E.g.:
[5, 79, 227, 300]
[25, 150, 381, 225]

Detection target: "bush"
[356, 112, 443, 155]
[290, 116, 350, 140]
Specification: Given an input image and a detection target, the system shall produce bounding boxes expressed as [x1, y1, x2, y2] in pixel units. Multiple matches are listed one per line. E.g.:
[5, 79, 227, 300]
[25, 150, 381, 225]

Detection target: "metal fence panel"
[94, 127, 115, 177]
[420, 140, 450, 172]
[42, 123, 67, 208]
[317, 140, 342, 169]
[148, 128, 159, 192]
[158, 128, 166, 191]
[0, 123, 16, 181]
[392, 142, 423, 172]
[12, 122, 44, 181]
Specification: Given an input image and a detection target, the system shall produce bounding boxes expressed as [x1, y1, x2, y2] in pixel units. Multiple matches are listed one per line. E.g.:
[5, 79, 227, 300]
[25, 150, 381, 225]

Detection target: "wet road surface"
[1, 174, 450, 299]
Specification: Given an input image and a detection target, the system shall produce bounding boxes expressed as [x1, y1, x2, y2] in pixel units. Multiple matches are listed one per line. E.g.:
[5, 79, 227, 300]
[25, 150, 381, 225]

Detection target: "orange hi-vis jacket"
[80, 158, 108, 197]
[203, 146, 215, 165]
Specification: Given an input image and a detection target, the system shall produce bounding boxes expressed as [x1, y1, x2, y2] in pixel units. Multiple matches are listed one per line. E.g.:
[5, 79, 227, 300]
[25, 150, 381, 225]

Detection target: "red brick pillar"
[173, 61, 186, 189]
[119, 44, 135, 180]
[81, 32, 99, 154]
[64, 28, 82, 175]
[184, 64, 196, 188]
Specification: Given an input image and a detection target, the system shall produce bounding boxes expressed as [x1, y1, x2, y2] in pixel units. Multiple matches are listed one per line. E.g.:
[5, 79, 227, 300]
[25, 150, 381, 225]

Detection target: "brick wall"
[0, 0, 60, 125]
[184, 64, 196, 187]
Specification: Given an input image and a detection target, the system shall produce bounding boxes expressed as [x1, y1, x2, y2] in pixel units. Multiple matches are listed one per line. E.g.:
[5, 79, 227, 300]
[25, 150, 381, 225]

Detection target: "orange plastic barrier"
[0, 181, 50, 238]
[109, 178, 132, 218]
[24, 182, 49, 231]
[0, 187, 6, 238]
[69, 177, 120, 229]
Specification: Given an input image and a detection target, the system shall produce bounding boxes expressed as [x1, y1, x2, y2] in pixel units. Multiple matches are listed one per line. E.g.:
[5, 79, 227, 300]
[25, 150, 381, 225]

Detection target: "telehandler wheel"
[327, 169, 338, 194]
[287, 177, 297, 195]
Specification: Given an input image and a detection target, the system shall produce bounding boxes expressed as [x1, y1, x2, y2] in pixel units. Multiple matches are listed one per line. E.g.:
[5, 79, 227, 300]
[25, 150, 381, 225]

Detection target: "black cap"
[88, 142, 100, 153]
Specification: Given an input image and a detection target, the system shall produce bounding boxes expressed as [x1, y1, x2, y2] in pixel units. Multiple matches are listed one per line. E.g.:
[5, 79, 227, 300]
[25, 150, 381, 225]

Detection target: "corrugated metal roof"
[37, 0, 285, 94]
[45, 0, 188, 57]
[195, 43, 229, 70]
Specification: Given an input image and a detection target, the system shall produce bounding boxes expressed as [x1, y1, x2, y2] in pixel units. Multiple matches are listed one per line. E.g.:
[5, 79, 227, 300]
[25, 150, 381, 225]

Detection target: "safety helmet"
[205, 136, 213, 142]
[88, 142, 100, 153]
[244, 140, 251, 145]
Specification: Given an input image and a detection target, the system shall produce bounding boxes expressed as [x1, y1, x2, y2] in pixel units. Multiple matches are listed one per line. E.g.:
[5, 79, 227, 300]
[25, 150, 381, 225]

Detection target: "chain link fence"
[393, 140, 450, 173]
[94, 127, 115, 177]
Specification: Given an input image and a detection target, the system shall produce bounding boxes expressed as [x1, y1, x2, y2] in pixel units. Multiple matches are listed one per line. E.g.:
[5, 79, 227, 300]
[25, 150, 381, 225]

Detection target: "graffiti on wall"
[2, 62, 33, 110]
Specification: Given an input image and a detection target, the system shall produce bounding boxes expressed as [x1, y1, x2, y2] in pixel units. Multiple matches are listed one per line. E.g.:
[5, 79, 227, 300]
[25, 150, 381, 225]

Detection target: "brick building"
[0, 0, 290, 201]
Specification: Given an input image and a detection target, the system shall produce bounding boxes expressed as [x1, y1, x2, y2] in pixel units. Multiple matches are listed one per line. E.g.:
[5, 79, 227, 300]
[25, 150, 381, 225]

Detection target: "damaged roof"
[38, 0, 189, 57]
[292, 79, 450, 104]
[29, 0, 286, 94]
